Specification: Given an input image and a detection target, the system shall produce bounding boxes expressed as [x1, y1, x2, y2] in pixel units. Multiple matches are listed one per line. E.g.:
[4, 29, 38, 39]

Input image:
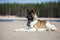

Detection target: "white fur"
[46, 21, 57, 31]
[30, 19, 37, 28]
[38, 28, 46, 31]
[14, 28, 46, 32]
[34, 13, 38, 20]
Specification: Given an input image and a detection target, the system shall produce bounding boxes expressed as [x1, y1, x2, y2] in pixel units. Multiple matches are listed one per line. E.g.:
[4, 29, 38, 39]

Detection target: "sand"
[0, 20, 60, 40]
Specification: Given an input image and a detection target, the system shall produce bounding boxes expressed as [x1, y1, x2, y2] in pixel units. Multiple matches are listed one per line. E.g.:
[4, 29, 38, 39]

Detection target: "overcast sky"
[0, 0, 59, 4]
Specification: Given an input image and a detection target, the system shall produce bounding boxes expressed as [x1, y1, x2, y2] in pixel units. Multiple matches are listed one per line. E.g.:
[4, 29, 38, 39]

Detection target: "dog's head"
[26, 9, 35, 20]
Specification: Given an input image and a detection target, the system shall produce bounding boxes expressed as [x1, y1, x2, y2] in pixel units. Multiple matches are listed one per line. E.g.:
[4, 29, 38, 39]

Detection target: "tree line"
[0, 1, 60, 18]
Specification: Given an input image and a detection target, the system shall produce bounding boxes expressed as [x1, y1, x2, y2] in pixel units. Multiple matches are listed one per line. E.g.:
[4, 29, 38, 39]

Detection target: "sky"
[0, 0, 59, 4]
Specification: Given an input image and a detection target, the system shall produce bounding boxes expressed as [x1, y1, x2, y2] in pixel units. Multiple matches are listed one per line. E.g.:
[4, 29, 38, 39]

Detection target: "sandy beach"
[0, 19, 60, 40]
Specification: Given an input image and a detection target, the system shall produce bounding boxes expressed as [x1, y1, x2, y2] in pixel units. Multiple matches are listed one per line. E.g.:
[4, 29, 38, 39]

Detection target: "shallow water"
[0, 19, 26, 22]
[49, 20, 60, 22]
[0, 19, 60, 22]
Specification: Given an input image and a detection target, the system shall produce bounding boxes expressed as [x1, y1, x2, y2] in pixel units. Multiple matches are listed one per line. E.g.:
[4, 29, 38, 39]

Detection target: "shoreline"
[0, 16, 60, 20]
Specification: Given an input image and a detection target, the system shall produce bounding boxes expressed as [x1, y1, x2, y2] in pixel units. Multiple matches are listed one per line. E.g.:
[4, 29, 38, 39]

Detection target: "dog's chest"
[30, 20, 37, 28]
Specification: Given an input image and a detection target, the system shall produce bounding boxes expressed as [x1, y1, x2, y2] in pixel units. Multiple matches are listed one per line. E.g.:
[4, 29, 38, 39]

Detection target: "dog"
[26, 9, 57, 32]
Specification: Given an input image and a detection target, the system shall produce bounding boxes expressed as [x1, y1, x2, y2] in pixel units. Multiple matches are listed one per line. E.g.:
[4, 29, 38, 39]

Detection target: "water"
[0, 19, 60, 22]
[0, 19, 26, 22]
[0, 19, 15, 22]
[49, 20, 60, 22]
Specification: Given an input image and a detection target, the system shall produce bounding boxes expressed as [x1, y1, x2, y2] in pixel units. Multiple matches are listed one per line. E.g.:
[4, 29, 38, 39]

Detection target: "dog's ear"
[30, 9, 34, 13]
[26, 9, 29, 12]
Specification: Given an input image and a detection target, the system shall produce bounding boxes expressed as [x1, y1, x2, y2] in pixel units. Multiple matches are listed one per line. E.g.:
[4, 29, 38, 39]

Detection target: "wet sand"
[0, 21, 60, 40]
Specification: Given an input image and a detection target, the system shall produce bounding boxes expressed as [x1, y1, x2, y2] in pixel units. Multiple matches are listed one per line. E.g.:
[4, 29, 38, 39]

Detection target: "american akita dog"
[26, 9, 57, 32]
